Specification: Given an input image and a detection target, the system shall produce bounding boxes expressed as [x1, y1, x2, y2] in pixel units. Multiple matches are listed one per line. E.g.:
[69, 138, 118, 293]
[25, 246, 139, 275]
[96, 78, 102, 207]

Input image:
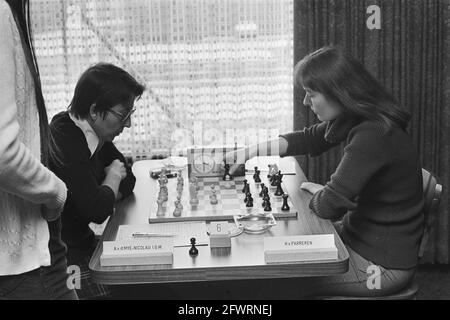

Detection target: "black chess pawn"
[264, 199, 272, 211]
[267, 165, 272, 178]
[254, 170, 261, 183]
[274, 180, 284, 196]
[262, 194, 270, 208]
[189, 237, 198, 256]
[281, 194, 290, 211]
[244, 191, 252, 203]
[246, 196, 254, 207]
[241, 179, 248, 193]
[259, 183, 266, 197]
[223, 164, 232, 181]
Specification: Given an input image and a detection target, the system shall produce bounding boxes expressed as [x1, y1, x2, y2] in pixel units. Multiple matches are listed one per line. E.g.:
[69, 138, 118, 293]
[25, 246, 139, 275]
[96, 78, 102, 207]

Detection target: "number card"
[209, 221, 231, 248]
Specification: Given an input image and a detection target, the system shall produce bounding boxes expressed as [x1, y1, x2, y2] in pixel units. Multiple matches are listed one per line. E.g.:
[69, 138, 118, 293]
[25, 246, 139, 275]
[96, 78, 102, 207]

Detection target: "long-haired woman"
[225, 46, 424, 297]
[0, 0, 77, 299]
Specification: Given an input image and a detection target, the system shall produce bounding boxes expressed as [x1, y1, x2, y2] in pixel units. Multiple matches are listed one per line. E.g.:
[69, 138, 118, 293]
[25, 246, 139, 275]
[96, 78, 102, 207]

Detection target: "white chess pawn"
[156, 198, 165, 216]
[189, 183, 199, 205]
[173, 197, 183, 217]
[209, 185, 218, 205]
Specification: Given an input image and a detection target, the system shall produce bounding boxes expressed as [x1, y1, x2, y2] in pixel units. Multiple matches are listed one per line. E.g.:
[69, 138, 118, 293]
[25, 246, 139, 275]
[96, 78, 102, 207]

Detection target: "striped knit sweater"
[0, 1, 67, 275]
[280, 114, 424, 269]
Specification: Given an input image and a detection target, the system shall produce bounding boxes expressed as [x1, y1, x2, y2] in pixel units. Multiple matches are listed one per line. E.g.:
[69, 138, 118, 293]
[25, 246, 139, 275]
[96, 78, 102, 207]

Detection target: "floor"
[416, 264, 450, 300]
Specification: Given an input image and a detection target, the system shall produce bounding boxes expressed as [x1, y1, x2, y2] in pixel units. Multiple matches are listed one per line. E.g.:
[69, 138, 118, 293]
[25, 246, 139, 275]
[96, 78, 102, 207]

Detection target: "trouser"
[0, 265, 78, 300]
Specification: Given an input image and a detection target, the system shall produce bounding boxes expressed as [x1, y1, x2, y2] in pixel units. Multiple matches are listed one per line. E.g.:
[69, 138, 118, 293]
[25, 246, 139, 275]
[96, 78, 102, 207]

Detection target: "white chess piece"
[210, 185, 218, 205]
[189, 183, 199, 205]
[156, 198, 165, 216]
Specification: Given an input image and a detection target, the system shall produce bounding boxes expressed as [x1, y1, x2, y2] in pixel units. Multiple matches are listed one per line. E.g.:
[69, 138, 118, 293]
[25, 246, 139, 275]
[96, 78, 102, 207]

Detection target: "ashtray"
[233, 213, 277, 234]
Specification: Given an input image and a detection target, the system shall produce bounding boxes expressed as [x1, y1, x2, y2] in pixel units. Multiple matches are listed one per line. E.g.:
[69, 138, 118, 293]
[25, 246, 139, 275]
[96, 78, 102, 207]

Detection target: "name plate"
[100, 238, 174, 266]
[264, 234, 338, 264]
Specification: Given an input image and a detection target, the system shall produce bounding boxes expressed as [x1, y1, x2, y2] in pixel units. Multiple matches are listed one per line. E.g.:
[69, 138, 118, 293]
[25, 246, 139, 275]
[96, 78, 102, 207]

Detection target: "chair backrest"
[418, 169, 443, 259]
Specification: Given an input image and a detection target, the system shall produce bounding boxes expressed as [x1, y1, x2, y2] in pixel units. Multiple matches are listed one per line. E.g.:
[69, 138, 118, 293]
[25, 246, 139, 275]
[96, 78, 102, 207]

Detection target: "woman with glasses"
[48, 62, 145, 299]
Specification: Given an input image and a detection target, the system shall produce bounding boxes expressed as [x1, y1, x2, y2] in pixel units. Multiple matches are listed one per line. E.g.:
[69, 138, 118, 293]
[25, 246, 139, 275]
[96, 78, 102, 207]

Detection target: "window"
[32, 0, 293, 159]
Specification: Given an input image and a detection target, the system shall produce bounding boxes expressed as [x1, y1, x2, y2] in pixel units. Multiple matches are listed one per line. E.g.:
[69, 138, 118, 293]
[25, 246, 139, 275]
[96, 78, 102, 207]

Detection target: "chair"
[319, 168, 442, 300]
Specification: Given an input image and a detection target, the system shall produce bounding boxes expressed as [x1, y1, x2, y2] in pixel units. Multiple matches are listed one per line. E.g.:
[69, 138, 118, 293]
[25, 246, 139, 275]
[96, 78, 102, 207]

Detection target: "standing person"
[225, 46, 424, 298]
[48, 62, 144, 299]
[0, 0, 77, 300]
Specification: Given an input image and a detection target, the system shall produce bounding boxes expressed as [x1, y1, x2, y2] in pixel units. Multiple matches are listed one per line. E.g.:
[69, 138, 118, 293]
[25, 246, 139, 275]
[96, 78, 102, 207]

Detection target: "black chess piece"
[271, 173, 278, 186]
[281, 194, 290, 211]
[241, 179, 248, 193]
[259, 183, 265, 197]
[264, 200, 272, 211]
[262, 194, 270, 208]
[246, 196, 254, 207]
[223, 164, 232, 181]
[254, 169, 261, 183]
[244, 191, 252, 203]
[278, 170, 283, 183]
[274, 180, 284, 196]
[189, 237, 198, 256]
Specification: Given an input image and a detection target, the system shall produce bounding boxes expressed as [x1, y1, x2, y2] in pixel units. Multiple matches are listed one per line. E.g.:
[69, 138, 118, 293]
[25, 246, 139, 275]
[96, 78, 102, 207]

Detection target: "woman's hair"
[68, 63, 145, 119]
[6, 0, 53, 165]
[294, 46, 411, 130]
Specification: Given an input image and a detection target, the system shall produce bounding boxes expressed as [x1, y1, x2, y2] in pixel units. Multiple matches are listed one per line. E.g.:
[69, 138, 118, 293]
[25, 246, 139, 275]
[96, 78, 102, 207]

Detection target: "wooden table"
[89, 157, 349, 285]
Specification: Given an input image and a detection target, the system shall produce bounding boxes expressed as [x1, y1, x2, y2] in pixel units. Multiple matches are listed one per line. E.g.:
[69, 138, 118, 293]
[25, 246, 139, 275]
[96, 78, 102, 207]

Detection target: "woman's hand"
[300, 182, 324, 195]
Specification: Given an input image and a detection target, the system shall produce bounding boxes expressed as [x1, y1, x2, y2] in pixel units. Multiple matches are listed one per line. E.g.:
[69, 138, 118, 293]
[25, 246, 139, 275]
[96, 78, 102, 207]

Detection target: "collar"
[324, 114, 361, 143]
[69, 112, 100, 158]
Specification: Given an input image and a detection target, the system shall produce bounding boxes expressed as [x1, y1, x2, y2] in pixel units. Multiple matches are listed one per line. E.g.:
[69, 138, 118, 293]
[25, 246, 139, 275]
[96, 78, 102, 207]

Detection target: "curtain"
[293, 0, 449, 263]
[31, 0, 294, 159]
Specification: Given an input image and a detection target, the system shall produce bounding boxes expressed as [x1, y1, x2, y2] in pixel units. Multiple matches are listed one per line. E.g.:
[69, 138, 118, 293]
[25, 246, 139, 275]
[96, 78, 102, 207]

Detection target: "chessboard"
[148, 171, 298, 223]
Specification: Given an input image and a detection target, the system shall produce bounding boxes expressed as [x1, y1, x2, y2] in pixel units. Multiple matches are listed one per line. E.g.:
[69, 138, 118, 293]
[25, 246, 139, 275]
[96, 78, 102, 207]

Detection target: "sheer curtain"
[31, 0, 293, 159]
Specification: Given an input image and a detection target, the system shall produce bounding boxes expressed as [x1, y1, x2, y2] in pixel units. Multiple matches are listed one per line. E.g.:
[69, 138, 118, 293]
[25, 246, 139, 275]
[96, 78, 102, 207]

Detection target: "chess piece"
[244, 192, 252, 203]
[275, 180, 284, 196]
[241, 179, 248, 193]
[281, 194, 290, 211]
[259, 183, 266, 197]
[223, 164, 232, 181]
[262, 194, 270, 208]
[156, 198, 165, 216]
[271, 173, 278, 186]
[254, 169, 261, 183]
[189, 237, 198, 256]
[264, 199, 272, 211]
[210, 185, 218, 205]
[189, 183, 199, 205]
[245, 195, 254, 207]
[267, 164, 273, 178]
[173, 196, 183, 217]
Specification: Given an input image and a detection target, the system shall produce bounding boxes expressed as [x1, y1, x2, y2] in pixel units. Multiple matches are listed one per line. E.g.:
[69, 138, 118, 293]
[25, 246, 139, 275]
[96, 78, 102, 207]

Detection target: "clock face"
[193, 153, 215, 174]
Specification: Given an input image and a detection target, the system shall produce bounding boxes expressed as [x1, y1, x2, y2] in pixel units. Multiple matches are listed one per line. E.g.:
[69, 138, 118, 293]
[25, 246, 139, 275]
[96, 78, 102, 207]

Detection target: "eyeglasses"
[107, 107, 136, 123]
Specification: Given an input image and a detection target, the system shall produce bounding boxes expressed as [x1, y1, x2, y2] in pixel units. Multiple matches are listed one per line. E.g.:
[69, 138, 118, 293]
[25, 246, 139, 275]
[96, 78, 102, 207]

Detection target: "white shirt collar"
[69, 112, 100, 158]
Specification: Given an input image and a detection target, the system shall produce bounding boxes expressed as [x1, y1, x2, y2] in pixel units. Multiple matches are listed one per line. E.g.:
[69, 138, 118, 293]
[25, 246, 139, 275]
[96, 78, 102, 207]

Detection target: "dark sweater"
[280, 115, 424, 269]
[49, 111, 136, 250]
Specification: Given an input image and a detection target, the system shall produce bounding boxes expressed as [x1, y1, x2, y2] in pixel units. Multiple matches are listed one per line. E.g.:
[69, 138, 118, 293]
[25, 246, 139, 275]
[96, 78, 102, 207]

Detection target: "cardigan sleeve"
[279, 121, 339, 157]
[50, 124, 115, 224]
[0, 4, 67, 215]
[100, 142, 136, 198]
[309, 123, 389, 220]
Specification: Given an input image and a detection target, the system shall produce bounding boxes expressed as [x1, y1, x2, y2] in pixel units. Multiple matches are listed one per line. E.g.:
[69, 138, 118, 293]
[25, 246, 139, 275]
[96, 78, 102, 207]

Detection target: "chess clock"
[187, 145, 245, 178]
